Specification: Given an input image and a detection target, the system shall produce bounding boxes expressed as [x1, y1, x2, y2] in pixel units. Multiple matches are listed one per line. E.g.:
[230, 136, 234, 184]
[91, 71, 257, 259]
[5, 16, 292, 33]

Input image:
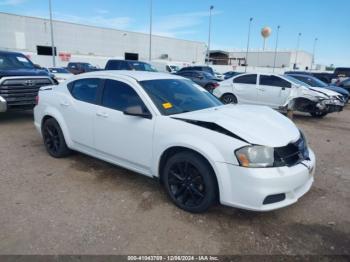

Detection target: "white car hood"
[306, 86, 340, 97]
[173, 104, 300, 147]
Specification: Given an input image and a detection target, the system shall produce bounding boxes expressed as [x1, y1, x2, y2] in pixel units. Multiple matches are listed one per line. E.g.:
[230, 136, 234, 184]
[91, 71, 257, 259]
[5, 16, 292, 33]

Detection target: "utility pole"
[273, 25, 280, 72]
[149, 0, 153, 61]
[294, 32, 302, 69]
[49, 0, 56, 67]
[207, 5, 214, 65]
[245, 17, 253, 72]
[311, 37, 318, 70]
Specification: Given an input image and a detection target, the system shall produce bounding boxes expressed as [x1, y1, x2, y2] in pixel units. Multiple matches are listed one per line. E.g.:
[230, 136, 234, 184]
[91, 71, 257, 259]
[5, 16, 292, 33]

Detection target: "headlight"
[235, 145, 274, 168]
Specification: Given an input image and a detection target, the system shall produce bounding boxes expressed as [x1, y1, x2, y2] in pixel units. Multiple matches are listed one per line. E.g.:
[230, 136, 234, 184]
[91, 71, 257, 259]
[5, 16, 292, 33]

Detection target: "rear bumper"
[0, 96, 7, 112]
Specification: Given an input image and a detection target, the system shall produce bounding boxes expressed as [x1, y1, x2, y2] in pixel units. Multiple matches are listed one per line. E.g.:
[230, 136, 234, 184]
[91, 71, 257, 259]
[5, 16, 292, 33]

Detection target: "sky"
[0, 0, 349, 66]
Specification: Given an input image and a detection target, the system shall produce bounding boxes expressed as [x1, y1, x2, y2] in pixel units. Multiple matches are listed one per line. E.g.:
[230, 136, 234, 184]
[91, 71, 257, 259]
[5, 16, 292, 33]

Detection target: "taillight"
[35, 95, 39, 105]
[213, 82, 220, 88]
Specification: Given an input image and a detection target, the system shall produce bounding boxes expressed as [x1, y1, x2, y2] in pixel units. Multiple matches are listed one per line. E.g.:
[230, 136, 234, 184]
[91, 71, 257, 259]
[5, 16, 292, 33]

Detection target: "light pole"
[272, 25, 280, 72]
[294, 32, 302, 69]
[149, 0, 153, 61]
[49, 0, 56, 67]
[311, 37, 318, 70]
[206, 5, 214, 65]
[245, 17, 253, 72]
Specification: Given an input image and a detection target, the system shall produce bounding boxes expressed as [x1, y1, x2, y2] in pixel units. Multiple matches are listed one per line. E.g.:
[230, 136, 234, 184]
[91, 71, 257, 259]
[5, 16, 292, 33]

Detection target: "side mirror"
[123, 105, 152, 119]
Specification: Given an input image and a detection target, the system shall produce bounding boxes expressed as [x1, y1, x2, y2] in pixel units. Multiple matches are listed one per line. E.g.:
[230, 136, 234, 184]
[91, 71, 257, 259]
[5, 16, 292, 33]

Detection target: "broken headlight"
[235, 145, 274, 168]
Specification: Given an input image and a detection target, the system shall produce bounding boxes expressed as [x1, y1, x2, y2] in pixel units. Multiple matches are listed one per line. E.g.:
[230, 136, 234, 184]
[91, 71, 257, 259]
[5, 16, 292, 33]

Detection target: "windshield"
[170, 65, 180, 72]
[139, 79, 222, 115]
[202, 71, 216, 79]
[306, 77, 328, 87]
[131, 62, 157, 72]
[284, 75, 311, 87]
[0, 53, 35, 70]
[49, 68, 70, 73]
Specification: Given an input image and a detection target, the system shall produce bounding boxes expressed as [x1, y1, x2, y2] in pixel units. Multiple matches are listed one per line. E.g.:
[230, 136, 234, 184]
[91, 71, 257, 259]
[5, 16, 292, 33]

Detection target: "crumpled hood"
[307, 86, 341, 98]
[173, 104, 300, 147]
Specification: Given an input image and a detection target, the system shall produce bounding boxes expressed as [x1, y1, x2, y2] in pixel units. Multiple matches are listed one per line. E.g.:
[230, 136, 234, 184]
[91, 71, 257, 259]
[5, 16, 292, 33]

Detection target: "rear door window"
[260, 75, 291, 88]
[234, 74, 257, 84]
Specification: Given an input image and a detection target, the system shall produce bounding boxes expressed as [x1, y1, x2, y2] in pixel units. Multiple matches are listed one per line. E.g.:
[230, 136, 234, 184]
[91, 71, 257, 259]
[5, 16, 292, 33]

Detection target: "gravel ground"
[0, 107, 349, 255]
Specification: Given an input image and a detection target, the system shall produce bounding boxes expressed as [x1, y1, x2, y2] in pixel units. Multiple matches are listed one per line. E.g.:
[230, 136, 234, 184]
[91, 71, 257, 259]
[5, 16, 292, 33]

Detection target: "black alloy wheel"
[42, 118, 71, 158]
[221, 93, 237, 104]
[310, 111, 328, 118]
[163, 152, 217, 213]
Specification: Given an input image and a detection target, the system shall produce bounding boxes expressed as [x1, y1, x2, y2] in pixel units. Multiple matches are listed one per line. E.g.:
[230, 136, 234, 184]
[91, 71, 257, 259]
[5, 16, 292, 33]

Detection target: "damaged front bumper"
[316, 98, 344, 113]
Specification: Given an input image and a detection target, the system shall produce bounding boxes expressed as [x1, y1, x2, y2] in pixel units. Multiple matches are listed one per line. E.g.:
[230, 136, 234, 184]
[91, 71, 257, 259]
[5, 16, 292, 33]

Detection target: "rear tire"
[310, 111, 328, 118]
[163, 151, 217, 213]
[221, 93, 237, 104]
[205, 84, 215, 93]
[42, 118, 71, 158]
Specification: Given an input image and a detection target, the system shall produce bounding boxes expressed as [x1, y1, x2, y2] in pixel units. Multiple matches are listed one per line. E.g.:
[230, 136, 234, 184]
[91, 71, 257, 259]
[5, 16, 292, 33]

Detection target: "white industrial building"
[209, 50, 313, 71]
[0, 12, 207, 68]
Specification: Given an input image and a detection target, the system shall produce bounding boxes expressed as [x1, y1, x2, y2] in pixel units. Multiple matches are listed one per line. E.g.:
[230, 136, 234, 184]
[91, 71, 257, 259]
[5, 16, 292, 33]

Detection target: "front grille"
[0, 78, 52, 106]
[274, 137, 309, 167]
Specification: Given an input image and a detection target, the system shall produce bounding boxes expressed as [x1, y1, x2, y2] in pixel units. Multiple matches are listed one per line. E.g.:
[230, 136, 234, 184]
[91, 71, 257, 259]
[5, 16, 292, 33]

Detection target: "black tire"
[310, 111, 328, 118]
[163, 151, 217, 213]
[42, 118, 71, 158]
[205, 84, 215, 93]
[221, 93, 237, 104]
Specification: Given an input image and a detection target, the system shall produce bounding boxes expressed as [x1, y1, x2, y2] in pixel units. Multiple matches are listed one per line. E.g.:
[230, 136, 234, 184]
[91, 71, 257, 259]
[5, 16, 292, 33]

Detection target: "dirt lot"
[0, 107, 349, 255]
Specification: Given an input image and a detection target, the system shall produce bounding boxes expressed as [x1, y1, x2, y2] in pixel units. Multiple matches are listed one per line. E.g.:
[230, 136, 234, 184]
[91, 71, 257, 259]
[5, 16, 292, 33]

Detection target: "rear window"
[69, 78, 100, 104]
[106, 60, 130, 70]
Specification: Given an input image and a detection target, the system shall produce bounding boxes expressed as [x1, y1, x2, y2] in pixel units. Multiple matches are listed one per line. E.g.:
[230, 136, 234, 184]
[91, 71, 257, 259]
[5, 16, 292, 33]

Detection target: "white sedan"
[214, 73, 344, 117]
[34, 71, 315, 213]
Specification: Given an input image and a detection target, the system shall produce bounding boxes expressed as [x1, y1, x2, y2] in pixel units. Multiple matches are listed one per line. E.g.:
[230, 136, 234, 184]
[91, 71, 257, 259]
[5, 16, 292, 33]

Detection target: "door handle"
[60, 101, 70, 107]
[96, 112, 109, 118]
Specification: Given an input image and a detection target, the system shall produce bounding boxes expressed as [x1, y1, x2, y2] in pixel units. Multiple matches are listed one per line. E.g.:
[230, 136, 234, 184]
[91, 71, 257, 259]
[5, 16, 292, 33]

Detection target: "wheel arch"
[157, 146, 220, 200]
[40, 108, 73, 148]
[220, 92, 238, 103]
[288, 97, 317, 112]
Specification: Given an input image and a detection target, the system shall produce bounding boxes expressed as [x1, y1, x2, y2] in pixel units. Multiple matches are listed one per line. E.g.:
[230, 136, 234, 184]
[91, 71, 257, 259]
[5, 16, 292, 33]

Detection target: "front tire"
[42, 118, 71, 158]
[163, 152, 217, 213]
[221, 93, 237, 104]
[310, 111, 328, 118]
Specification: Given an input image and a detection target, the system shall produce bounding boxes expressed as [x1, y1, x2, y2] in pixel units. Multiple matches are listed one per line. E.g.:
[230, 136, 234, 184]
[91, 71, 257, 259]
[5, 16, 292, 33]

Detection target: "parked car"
[214, 73, 344, 118]
[67, 62, 99, 75]
[0, 50, 55, 113]
[337, 78, 350, 93]
[175, 70, 220, 92]
[223, 71, 243, 80]
[284, 71, 334, 84]
[34, 71, 315, 213]
[48, 67, 73, 83]
[150, 61, 180, 73]
[334, 67, 350, 81]
[177, 66, 225, 80]
[105, 59, 157, 72]
[286, 74, 349, 103]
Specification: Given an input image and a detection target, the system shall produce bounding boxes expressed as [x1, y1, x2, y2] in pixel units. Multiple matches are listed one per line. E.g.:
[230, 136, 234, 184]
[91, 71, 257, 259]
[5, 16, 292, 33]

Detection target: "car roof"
[107, 59, 150, 64]
[81, 70, 184, 81]
[0, 50, 26, 56]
